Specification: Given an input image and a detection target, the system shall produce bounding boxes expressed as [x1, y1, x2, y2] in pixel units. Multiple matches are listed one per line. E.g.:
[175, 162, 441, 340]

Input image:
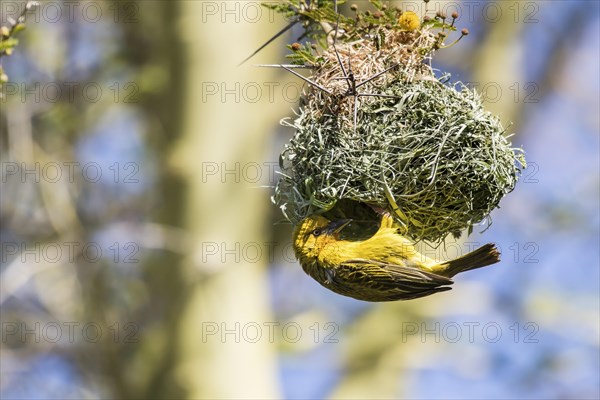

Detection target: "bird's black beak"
[326, 219, 352, 235]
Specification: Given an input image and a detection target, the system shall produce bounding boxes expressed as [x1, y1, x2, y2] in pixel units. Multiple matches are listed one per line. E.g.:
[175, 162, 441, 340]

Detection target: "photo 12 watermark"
[2, 321, 139, 344]
[1, 1, 139, 24]
[1, 161, 140, 184]
[1, 241, 140, 264]
[1, 81, 140, 104]
[193, 240, 540, 265]
[401, 321, 539, 344]
[196, 1, 540, 25]
[199, 80, 540, 106]
[201, 321, 339, 344]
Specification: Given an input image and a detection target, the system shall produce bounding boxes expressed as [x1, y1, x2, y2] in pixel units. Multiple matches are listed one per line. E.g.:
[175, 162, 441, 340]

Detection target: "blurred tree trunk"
[471, 1, 525, 124]
[167, 2, 285, 398]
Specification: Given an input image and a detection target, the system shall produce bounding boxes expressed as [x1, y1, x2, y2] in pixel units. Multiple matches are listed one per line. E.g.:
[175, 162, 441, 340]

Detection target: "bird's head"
[293, 215, 352, 261]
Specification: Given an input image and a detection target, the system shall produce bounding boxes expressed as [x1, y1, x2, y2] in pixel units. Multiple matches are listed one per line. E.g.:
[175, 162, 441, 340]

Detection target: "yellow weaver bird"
[293, 213, 500, 301]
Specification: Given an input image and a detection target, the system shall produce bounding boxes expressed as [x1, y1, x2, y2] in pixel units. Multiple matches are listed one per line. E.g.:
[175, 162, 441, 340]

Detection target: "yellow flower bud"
[399, 11, 420, 31]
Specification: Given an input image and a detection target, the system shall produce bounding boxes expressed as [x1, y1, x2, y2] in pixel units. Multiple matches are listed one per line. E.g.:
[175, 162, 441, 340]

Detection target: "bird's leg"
[366, 204, 390, 217]
[364, 204, 396, 230]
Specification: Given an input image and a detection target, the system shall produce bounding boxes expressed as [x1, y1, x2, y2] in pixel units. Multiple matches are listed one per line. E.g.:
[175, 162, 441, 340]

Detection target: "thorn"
[281, 65, 333, 95]
[356, 63, 400, 89]
[255, 64, 316, 69]
[238, 20, 298, 67]
[332, 13, 351, 91]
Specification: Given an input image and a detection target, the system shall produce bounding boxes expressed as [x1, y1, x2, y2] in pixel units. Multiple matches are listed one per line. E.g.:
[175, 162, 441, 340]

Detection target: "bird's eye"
[312, 229, 322, 237]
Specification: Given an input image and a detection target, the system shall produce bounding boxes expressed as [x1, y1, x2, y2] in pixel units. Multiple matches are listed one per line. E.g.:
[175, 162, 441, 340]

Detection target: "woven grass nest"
[272, 9, 525, 243]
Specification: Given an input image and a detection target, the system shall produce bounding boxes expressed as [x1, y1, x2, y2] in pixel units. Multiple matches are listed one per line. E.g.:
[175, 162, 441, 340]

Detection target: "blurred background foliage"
[0, 1, 598, 399]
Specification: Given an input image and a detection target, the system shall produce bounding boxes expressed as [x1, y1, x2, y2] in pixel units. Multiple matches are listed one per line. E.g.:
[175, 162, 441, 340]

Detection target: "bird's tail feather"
[442, 243, 500, 277]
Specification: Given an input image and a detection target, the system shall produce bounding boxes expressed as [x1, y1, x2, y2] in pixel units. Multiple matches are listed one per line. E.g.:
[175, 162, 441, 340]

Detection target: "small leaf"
[12, 23, 26, 35]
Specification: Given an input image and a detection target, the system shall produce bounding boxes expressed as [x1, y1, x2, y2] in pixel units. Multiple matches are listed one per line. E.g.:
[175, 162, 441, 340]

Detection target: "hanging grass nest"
[269, 2, 526, 243]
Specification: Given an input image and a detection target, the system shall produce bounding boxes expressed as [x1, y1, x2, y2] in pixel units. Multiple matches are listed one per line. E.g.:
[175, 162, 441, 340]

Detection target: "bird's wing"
[328, 258, 454, 301]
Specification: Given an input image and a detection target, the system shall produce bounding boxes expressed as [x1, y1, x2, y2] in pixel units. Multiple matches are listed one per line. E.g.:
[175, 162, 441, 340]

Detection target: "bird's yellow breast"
[317, 226, 437, 270]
